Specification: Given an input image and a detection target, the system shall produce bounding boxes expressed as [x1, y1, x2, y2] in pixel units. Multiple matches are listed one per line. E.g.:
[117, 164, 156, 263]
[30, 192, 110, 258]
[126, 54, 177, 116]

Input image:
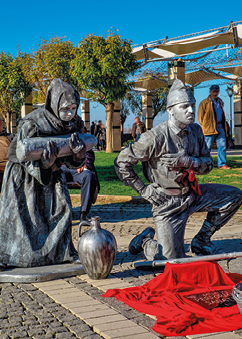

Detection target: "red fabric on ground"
[102, 262, 242, 336]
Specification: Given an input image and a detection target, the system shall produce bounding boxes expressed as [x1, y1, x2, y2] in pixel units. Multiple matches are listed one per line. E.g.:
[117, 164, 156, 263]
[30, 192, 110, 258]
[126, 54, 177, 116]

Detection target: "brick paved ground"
[1, 199, 242, 339]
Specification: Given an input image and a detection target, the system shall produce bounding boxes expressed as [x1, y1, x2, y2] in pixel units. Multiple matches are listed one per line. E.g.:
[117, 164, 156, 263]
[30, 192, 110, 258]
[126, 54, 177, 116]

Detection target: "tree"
[124, 87, 168, 121]
[71, 31, 140, 153]
[22, 36, 79, 104]
[0, 51, 32, 132]
[151, 87, 169, 120]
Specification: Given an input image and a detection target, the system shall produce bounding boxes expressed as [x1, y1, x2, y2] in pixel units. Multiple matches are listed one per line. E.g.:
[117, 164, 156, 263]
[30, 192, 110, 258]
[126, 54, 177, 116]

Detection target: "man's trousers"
[62, 167, 97, 214]
[205, 123, 227, 167]
[144, 184, 242, 260]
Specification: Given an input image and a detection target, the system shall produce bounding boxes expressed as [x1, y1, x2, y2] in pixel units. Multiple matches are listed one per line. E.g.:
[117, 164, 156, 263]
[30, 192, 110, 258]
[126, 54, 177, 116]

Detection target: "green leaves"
[0, 51, 32, 122]
[22, 37, 78, 103]
[71, 32, 140, 104]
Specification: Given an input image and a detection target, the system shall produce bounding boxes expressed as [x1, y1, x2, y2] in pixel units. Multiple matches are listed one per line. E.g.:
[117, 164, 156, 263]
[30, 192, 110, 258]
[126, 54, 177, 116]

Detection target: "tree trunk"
[105, 102, 114, 153]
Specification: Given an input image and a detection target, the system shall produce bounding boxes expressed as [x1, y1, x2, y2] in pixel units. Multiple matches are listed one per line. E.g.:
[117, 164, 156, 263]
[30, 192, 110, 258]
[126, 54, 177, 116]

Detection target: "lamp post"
[225, 86, 234, 132]
[91, 103, 98, 123]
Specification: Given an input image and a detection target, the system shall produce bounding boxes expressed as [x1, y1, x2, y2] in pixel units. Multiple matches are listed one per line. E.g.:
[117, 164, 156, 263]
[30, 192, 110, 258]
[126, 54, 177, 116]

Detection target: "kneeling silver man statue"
[115, 79, 242, 260]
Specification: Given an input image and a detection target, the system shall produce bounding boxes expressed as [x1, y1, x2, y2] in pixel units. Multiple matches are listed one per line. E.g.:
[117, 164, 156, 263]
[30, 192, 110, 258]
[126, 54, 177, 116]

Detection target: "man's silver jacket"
[115, 120, 213, 190]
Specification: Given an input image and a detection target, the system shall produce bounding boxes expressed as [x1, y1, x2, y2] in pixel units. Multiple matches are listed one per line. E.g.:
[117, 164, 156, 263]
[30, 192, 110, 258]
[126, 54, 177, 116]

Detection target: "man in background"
[198, 85, 229, 169]
[90, 121, 95, 135]
[62, 129, 100, 223]
[132, 116, 146, 141]
[95, 120, 102, 150]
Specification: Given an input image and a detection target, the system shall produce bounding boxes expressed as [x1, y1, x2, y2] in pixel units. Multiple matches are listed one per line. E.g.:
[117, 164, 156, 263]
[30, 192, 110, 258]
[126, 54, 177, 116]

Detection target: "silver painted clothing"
[0, 79, 84, 268]
[115, 120, 242, 260]
[115, 121, 213, 207]
[145, 183, 242, 259]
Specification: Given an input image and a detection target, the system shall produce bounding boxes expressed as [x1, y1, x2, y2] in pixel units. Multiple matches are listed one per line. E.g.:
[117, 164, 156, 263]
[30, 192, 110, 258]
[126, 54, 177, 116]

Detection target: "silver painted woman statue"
[0, 79, 90, 269]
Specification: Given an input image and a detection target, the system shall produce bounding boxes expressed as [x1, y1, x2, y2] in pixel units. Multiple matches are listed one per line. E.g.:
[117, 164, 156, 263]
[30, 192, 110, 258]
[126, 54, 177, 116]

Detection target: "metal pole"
[134, 251, 242, 269]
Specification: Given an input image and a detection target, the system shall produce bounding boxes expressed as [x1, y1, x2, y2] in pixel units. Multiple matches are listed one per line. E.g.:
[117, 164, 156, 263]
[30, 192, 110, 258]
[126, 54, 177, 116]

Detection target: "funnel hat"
[166, 79, 195, 109]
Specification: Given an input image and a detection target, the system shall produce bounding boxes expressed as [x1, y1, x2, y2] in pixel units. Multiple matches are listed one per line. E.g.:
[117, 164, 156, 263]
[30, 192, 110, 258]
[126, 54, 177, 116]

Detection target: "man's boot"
[191, 221, 223, 255]
[129, 227, 155, 255]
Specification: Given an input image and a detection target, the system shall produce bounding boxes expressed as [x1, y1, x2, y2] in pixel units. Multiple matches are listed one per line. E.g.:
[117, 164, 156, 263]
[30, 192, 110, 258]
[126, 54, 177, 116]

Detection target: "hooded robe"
[0, 79, 84, 267]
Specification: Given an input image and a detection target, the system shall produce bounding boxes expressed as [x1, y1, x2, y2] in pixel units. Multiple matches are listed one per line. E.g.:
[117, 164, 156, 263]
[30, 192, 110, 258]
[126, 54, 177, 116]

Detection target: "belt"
[160, 186, 190, 196]
[217, 121, 222, 124]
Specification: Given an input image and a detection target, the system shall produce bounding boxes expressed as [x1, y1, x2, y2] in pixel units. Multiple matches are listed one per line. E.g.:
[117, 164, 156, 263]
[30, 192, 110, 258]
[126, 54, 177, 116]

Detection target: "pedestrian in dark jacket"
[90, 121, 95, 135]
[132, 117, 146, 141]
[97, 124, 106, 150]
[94, 120, 102, 150]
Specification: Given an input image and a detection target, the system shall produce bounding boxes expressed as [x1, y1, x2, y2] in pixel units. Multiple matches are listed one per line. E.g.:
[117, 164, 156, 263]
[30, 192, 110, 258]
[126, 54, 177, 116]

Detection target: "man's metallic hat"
[166, 79, 195, 109]
[210, 84, 220, 91]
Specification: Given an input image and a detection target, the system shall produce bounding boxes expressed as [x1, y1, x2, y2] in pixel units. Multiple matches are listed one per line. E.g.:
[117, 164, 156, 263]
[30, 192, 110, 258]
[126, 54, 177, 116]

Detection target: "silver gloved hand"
[161, 150, 193, 168]
[69, 132, 86, 161]
[41, 141, 58, 169]
[132, 178, 168, 206]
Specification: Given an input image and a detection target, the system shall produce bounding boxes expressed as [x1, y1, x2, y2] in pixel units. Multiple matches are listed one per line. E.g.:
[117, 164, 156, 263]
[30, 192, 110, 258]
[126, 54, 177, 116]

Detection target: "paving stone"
[93, 319, 137, 332]
[8, 316, 22, 323]
[75, 307, 117, 319]
[103, 325, 148, 338]
[10, 331, 28, 338]
[27, 327, 45, 336]
[228, 258, 242, 274]
[122, 333, 159, 339]
[65, 322, 91, 332]
[0, 311, 8, 319]
[81, 333, 103, 339]
[22, 319, 40, 326]
[131, 314, 156, 328]
[55, 333, 76, 338]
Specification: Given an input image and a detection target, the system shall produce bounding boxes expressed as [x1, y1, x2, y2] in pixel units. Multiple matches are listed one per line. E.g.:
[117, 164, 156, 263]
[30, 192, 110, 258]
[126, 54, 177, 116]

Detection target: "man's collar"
[168, 120, 191, 135]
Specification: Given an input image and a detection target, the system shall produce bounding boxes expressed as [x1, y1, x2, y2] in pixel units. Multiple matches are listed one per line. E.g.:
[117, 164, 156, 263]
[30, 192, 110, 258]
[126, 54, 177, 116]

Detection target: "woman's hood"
[45, 78, 80, 117]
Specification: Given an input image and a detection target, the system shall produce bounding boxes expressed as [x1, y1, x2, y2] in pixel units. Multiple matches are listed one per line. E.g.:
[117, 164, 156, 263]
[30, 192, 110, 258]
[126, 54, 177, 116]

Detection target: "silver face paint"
[59, 104, 77, 121]
[169, 102, 196, 129]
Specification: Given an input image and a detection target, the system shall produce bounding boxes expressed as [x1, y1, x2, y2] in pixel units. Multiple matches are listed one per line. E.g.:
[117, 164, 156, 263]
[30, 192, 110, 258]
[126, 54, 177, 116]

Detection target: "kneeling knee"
[233, 187, 242, 203]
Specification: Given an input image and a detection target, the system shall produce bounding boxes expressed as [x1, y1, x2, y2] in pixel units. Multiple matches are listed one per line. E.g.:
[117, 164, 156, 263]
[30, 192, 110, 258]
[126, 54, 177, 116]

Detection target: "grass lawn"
[69, 153, 242, 196]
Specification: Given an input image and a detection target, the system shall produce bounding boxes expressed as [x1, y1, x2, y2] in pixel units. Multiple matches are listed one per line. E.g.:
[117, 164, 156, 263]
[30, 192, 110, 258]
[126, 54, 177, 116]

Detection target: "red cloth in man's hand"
[184, 169, 202, 195]
[102, 262, 242, 336]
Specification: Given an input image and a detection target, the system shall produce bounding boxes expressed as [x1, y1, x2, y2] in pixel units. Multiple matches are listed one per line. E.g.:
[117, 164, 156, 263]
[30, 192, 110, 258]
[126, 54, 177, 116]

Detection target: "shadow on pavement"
[72, 201, 153, 222]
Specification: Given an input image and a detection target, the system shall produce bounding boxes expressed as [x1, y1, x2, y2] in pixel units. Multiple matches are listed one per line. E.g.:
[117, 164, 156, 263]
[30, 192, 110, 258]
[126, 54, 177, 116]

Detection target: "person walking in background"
[98, 123, 106, 150]
[198, 85, 230, 169]
[90, 121, 95, 135]
[94, 120, 102, 150]
[132, 116, 146, 141]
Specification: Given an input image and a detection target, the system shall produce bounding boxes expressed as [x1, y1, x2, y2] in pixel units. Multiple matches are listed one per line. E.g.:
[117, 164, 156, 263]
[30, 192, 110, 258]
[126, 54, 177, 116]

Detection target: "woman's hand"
[69, 133, 86, 161]
[41, 141, 58, 169]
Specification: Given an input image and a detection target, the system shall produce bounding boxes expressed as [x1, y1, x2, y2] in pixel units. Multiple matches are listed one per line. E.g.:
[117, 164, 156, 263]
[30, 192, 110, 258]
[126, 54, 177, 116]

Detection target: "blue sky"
[1, 0, 241, 129]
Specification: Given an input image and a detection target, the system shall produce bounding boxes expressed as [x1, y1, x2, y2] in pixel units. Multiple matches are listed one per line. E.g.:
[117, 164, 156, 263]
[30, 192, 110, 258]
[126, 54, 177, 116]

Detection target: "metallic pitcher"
[78, 216, 117, 280]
